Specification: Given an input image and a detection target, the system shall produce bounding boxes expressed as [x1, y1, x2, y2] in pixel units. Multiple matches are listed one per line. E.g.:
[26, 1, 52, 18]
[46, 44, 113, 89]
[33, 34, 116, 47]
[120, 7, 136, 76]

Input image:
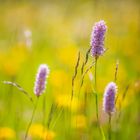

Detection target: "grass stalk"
[24, 97, 39, 140]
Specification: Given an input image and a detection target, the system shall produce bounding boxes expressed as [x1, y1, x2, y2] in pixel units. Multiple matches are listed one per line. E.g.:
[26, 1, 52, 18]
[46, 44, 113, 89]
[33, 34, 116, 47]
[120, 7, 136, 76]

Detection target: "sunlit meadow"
[0, 0, 140, 140]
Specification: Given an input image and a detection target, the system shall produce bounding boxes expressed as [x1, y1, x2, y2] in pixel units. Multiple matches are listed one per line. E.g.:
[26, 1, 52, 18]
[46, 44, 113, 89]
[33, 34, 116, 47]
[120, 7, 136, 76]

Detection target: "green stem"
[95, 92, 99, 121]
[24, 97, 39, 140]
[94, 58, 103, 137]
[43, 95, 46, 135]
[108, 114, 112, 140]
[95, 58, 99, 122]
[95, 58, 97, 91]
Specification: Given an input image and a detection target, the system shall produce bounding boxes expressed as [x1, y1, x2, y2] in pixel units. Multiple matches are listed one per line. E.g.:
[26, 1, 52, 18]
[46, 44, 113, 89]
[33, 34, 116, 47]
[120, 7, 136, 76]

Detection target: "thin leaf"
[3, 81, 33, 103]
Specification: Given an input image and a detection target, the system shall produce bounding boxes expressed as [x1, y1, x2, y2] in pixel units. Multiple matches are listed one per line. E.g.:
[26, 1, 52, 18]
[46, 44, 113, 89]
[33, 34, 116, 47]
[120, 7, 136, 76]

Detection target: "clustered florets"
[103, 82, 117, 115]
[34, 64, 50, 97]
[90, 20, 107, 58]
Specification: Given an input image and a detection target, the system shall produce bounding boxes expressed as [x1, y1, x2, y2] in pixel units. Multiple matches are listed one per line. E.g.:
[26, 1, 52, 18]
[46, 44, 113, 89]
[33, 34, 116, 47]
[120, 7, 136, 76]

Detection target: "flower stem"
[94, 58, 102, 136]
[95, 58, 99, 122]
[95, 58, 97, 91]
[24, 97, 39, 140]
[108, 114, 112, 140]
[42, 95, 46, 135]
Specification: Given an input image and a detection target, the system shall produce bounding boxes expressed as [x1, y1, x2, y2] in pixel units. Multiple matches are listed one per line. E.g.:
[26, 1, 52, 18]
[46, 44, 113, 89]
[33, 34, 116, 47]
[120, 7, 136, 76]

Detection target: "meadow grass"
[0, 0, 140, 140]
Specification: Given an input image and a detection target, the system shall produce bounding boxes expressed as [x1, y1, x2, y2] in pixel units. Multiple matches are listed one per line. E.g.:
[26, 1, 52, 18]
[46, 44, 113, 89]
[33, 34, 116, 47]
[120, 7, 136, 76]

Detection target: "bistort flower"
[103, 82, 117, 115]
[34, 64, 50, 97]
[90, 20, 107, 58]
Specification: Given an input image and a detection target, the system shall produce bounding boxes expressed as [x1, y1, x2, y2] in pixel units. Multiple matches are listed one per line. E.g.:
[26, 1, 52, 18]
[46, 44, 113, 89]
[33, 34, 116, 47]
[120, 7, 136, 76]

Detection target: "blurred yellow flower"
[57, 46, 78, 67]
[54, 93, 80, 112]
[29, 124, 44, 138]
[50, 70, 70, 89]
[0, 127, 15, 139]
[134, 80, 140, 93]
[0, 45, 28, 76]
[72, 115, 87, 129]
[29, 124, 55, 140]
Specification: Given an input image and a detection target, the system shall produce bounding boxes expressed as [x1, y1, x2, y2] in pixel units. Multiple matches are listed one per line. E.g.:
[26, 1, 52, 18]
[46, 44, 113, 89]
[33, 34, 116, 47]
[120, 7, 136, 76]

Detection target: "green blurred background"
[0, 0, 140, 140]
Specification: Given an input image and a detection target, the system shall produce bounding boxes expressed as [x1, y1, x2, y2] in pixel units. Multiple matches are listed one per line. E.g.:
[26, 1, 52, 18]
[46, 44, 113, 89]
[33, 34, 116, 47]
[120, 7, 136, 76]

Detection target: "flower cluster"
[90, 20, 107, 58]
[103, 82, 117, 115]
[34, 64, 50, 97]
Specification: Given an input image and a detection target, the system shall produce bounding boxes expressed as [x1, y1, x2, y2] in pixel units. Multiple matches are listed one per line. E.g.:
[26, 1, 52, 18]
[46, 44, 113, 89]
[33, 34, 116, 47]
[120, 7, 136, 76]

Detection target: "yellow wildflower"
[72, 115, 87, 129]
[0, 127, 15, 139]
[54, 93, 80, 112]
[50, 70, 70, 89]
[57, 46, 78, 67]
[0, 45, 28, 76]
[29, 124, 55, 140]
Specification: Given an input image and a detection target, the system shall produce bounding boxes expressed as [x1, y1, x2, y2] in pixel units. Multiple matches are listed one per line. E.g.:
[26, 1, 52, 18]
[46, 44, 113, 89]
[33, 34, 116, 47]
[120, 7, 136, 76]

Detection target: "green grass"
[0, 0, 140, 140]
